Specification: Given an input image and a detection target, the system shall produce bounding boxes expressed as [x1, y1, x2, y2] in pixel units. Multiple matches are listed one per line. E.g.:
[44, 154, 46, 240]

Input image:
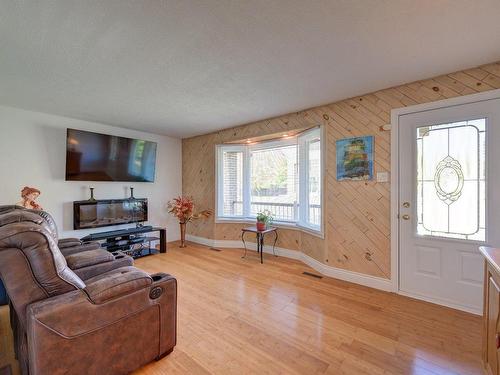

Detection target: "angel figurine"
[17, 186, 43, 210]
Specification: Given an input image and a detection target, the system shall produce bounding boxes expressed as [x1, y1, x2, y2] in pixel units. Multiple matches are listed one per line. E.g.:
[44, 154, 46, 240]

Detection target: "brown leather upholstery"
[0, 205, 101, 254]
[0, 222, 86, 295]
[26, 209, 103, 254]
[59, 241, 101, 255]
[84, 266, 152, 304]
[65, 249, 115, 269]
[0, 220, 177, 375]
[71, 253, 134, 281]
[58, 238, 82, 247]
[0, 208, 134, 280]
[0, 210, 44, 227]
[0, 221, 84, 374]
[0, 205, 25, 214]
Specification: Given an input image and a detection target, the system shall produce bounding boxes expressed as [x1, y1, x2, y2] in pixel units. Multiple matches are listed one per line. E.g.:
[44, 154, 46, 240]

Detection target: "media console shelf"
[81, 226, 166, 259]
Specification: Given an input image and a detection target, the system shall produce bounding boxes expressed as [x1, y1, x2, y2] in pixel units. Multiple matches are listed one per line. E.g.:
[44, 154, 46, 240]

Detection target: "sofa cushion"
[73, 254, 134, 281]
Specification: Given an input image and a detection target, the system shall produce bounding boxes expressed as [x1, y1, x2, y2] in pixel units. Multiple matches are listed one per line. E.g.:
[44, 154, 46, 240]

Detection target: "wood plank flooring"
[134, 242, 483, 375]
[0, 241, 483, 374]
[0, 300, 17, 375]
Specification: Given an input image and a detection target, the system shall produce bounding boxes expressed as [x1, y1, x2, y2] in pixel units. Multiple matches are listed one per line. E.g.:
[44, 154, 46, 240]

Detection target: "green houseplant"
[256, 210, 273, 231]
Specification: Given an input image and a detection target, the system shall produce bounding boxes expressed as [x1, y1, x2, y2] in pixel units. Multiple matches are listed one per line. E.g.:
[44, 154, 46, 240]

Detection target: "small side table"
[241, 226, 278, 264]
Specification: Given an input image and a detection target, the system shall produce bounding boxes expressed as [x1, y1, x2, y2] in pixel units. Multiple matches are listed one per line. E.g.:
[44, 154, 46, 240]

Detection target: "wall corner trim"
[186, 234, 395, 292]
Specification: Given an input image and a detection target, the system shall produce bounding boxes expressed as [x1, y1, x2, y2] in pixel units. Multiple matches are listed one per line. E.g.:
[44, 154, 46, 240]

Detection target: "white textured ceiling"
[1, 1, 500, 138]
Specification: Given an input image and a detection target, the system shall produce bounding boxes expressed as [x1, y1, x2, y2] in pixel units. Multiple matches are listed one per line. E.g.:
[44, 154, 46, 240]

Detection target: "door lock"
[402, 202, 410, 208]
[402, 214, 410, 220]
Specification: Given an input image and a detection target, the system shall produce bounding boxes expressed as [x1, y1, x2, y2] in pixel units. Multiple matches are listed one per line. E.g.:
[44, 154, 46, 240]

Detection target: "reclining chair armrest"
[26, 271, 177, 375]
[75, 256, 134, 281]
[59, 241, 101, 256]
[65, 249, 115, 269]
[72, 252, 134, 281]
[57, 238, 82, 248]
[84, 267, 152, 304]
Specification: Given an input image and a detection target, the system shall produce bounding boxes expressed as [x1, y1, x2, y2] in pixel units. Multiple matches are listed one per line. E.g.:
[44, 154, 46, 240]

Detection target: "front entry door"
[399, 96, 500, 313]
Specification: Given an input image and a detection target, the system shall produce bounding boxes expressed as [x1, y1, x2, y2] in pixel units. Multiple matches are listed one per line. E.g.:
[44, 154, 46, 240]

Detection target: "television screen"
[65, 129, 157, 182]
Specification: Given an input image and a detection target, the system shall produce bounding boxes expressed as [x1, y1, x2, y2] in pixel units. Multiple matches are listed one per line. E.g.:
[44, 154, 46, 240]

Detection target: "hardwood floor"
[0, 241, 483, 374]
[0, 301, 17, 375]
[134, 242, 483, 375]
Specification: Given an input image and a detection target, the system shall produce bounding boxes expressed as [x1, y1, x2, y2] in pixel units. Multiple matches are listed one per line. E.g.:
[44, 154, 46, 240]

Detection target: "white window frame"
[216, 144, 247, 219]
[297, 127, 323, 232]
[215, 127, 324, 236]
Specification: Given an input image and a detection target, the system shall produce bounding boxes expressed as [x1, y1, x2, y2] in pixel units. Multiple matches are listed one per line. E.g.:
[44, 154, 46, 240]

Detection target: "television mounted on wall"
[65, 128, 157, 182]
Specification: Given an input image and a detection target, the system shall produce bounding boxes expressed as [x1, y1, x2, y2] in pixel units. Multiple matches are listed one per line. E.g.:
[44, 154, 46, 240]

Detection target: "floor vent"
[303, 271, 323, 279]
[209, 247, 222, 252]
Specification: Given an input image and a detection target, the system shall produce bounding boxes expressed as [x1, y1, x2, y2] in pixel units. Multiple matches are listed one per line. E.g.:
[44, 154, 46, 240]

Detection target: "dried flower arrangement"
[167, 196, 211, 247]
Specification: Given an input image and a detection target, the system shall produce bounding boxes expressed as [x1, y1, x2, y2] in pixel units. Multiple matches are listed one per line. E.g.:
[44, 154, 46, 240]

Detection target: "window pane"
[416, 119, 486, 241]
[308, 139, 321, 226]
[250, 145, 297, 221]
[222, 150, 243, 216]
[217, 129, 322, 232]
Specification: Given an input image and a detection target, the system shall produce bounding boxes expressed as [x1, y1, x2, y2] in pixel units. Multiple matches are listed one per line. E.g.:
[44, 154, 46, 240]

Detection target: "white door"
[398, 96, 500, 314]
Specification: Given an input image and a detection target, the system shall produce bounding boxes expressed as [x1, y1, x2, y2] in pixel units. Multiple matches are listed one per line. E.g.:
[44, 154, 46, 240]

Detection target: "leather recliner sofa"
[0, 209, 134, 280]
[0, 205, 101, 256]
[0, 208, 137, 358]
[0, 215, 177, 374]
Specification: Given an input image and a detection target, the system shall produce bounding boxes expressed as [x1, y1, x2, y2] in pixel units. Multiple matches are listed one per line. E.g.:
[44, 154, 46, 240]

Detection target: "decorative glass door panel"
[400, 97, 500, 313]
[416, 119, 486, 241]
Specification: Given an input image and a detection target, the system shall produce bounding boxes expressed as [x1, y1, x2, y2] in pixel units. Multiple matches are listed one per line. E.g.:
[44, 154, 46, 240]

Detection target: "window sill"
[215, 217, 324, 239]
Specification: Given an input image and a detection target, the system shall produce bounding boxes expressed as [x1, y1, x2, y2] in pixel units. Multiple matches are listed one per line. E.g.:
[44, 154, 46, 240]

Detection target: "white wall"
[0, 105, 182, 241]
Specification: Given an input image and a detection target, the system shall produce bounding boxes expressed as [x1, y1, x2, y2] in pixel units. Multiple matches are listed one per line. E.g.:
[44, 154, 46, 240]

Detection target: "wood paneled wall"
[182, 61, 500, 279]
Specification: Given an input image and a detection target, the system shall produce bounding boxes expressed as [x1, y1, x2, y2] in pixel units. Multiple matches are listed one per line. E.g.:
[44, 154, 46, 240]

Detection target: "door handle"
[402, 214, 410, 220]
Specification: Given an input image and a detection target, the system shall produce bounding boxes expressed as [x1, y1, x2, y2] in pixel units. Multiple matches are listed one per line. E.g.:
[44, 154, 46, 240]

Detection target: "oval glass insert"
[434, 156, 464, 205]
[438, 166, 460, 194]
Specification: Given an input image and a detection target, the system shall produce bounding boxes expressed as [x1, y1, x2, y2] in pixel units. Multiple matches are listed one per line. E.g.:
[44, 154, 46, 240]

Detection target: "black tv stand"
[81, 226, 166, 259]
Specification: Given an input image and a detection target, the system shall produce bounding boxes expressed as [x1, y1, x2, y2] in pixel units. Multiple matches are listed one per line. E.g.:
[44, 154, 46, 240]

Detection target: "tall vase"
[179, 222, 187, 248]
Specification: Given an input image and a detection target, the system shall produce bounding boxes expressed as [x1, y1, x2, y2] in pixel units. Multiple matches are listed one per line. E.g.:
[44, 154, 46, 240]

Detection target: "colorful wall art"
[336, 136, 374, 181]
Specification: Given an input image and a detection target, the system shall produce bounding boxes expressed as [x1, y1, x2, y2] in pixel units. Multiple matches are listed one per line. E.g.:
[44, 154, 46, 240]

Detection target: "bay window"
[216, 127, 323, 234]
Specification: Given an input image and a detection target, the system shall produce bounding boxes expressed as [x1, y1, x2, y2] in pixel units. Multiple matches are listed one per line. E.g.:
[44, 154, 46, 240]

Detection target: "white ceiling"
[1, 1, 500, 138]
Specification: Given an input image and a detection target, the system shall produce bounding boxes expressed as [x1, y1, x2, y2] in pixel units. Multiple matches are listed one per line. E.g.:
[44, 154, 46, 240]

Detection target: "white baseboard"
[300, 254, 395, 292]
[186, 235, 394, 292]
[398, 290, 482, 315]
[185, 236, 482, 314]
[185, 234, 215, 247]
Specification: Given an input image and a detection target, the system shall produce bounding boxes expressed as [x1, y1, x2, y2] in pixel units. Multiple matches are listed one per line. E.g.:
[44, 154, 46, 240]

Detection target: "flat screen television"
[73, 198, 148, 230]
[66, 128, 157, 182]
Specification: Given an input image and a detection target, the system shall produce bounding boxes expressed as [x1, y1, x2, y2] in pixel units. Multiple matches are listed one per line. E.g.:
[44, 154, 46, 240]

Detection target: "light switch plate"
[377, 172, 389, 182]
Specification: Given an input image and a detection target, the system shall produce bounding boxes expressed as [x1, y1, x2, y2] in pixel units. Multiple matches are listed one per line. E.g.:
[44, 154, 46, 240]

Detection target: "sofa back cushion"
[0, 220, 86, 328]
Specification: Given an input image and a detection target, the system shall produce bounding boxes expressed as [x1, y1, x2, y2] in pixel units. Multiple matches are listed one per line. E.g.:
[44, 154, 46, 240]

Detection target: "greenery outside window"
[216, 127, 322, 234]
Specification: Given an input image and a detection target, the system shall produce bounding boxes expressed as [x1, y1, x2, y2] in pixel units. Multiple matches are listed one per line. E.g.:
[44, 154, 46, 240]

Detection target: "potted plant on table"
[256, 210, 273, 231]
[167, 196, 211, 248]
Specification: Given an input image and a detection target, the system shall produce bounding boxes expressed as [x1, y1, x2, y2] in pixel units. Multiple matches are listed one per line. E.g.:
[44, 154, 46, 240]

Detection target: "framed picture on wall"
[336, 136, 374, 181]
